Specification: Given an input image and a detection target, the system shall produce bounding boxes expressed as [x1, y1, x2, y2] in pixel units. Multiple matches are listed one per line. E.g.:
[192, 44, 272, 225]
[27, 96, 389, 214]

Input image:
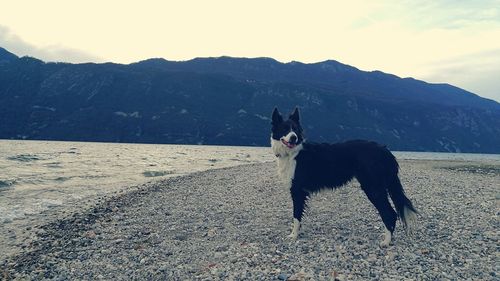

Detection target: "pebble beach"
[1, 159, 498, 280]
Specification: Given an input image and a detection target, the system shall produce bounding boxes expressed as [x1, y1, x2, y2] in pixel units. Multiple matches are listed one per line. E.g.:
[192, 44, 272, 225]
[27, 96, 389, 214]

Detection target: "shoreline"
[0, 161, 270, 263]
[0, 140, 275, 263]
[0, 174, 161, 262]
[2, 160, 499, 280]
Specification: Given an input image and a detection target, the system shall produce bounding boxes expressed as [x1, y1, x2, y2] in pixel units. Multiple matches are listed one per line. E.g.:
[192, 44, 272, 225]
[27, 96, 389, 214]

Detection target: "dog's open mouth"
[281, 139, 297, 149]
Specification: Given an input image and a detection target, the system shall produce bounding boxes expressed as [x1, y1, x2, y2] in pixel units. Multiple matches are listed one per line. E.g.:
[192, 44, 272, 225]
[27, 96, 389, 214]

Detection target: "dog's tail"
[387, 176, 418, 232]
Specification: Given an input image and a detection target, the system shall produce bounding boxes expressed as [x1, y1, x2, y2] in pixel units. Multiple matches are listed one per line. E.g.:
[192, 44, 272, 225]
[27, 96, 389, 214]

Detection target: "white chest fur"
[276, 156, 297, 189]
[271, 138, 302, 189]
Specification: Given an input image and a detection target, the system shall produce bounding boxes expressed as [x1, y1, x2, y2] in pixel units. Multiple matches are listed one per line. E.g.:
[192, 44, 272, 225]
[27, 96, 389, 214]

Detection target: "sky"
[1, 0, 499, 102]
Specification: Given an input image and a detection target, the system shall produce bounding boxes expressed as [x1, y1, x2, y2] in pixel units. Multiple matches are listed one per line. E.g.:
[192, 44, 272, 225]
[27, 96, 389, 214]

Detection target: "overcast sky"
[1, 0, 499, 102]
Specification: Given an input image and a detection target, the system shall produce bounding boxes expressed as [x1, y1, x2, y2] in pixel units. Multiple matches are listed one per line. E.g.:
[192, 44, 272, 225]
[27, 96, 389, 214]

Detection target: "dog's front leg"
[288, 188, 308, 240]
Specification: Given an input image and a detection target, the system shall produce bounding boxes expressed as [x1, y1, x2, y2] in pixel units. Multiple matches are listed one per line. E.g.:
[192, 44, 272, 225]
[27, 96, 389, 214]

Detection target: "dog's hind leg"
[288, 188, 309, 240]
[387, 176, 417, 232]
[362, 186, 398, 247]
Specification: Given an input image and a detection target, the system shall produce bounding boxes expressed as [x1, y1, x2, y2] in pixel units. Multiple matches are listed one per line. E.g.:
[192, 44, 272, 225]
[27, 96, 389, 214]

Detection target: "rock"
[278, 273, 289, 280]
[385, 252, 396, 262]
[367, 254, 377, 262]
[207, 228, 217, 237]
[84, 230, 97, 239]
[335, 274, 346, 281]
[288, 269, 310, 281]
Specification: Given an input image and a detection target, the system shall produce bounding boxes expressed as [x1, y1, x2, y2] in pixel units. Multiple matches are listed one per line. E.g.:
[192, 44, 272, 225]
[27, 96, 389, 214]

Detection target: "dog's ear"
[289, 107, 300, 123]
[271, 107, 283, 125]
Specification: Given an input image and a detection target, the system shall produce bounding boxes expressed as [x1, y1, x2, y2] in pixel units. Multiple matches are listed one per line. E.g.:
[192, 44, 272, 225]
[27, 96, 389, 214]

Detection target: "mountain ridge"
[132, 56, 498, 109]
[0, 47, 19, 63]
[0, 47, 499, 153]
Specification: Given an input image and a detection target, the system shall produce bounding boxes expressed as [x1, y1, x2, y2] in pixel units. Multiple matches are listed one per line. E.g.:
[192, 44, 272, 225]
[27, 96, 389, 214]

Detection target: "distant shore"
[2, 160, 498, 280]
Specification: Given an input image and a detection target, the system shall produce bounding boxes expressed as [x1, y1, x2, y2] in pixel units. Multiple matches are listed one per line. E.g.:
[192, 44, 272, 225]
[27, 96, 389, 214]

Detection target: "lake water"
[0, 140, 499, 258]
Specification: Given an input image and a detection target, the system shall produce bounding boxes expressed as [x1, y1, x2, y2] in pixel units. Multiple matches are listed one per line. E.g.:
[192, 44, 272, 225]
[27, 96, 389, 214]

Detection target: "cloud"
[344, 1, 500, 102]
[420, 49, 500, 102]
[0, 25, 102, 63]
[368, 0, 500, 30]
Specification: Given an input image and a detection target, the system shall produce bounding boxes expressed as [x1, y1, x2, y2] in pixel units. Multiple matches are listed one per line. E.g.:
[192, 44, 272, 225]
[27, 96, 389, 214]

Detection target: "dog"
[271, 107, 417, 246]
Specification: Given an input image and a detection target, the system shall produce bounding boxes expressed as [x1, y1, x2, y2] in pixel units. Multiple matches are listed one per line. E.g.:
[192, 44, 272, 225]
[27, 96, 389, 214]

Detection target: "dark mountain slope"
[133, 57, 497, 109]
[0, 47, 19, 63]
[0, 48, 499, 153]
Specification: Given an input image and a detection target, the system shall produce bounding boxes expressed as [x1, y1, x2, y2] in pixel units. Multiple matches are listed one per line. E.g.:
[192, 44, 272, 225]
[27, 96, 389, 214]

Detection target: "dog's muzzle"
[281, 138, 297, 149]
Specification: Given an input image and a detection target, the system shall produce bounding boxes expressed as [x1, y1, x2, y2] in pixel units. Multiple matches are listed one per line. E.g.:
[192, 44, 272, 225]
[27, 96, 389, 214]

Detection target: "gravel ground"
[1, 160, 498, 280]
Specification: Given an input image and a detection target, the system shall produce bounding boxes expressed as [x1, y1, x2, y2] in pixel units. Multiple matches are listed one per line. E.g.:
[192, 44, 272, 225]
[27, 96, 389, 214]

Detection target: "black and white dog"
[271, 107, 417, 246]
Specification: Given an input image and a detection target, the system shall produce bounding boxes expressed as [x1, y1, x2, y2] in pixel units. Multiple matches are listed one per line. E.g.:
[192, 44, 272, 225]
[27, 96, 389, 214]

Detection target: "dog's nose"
[289, 135, 297, 144]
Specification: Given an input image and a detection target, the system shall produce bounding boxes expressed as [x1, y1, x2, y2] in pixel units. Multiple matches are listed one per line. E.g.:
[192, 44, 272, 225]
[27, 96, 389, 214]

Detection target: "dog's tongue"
[282, 139, 296, 148]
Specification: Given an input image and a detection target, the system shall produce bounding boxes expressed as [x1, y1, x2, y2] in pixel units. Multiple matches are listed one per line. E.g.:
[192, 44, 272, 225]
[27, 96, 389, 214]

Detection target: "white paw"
[379, 229, 392, 247]
[286, 218, 301, 240]
[379, 239, 390, 247]
[287, 232, 298, 240]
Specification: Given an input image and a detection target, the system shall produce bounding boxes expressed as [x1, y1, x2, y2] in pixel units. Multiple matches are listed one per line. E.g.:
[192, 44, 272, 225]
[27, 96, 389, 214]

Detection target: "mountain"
[0, 47, 18, 63]
[0, 48, 499, 153]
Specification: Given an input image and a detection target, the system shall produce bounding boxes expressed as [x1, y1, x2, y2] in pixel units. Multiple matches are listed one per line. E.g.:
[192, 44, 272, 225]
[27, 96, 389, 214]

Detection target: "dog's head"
[271, 107, 304, 156]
